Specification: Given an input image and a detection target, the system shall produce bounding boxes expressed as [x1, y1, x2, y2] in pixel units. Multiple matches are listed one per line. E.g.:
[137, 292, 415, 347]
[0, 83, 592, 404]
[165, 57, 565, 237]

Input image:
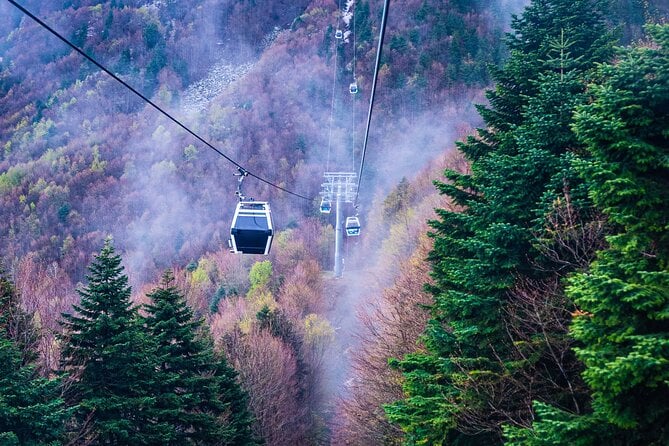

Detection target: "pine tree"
[385, 1, 616, 443]
[0, 272, 68, 445]
[143, 271, 258, 445]
[213, 352, 259, 446]
[506, 24, 669, 445]
[60, 238, 168, 445]
[0, 269, 38, 365]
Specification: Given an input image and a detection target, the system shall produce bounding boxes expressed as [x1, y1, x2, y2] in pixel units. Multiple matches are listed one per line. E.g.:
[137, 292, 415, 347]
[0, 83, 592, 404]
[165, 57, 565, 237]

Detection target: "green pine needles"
[60, 238, 164, 444]
[386, 2, 668, 444]
[568, 25, 669, 440]
[144, 271, 258, 445]
[0, 270, 69, 445]
[507, 24, 669, 445]
[59, 238, 258, 445]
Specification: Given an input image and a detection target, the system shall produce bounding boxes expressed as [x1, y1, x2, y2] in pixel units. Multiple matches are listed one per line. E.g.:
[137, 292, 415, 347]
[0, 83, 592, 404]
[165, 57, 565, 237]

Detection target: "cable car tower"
[321, 172, 357, 277]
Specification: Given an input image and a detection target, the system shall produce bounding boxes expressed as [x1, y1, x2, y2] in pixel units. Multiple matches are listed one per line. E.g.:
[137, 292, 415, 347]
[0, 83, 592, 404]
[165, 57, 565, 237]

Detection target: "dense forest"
[1, 0, 668, 444]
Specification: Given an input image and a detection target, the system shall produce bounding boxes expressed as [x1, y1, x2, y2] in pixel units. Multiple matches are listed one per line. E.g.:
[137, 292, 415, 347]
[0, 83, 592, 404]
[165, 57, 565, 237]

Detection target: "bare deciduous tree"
[13, 254, 76, 373]
[447, 189, 607, 434]
[222, 328, 308, 446]
[333, 235, 434, 445]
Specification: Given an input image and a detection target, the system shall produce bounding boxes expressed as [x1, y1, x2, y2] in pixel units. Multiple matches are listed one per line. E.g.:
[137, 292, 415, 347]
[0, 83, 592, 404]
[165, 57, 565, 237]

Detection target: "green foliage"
[0, 338, 67, 445]
[0, 432, 18, 445]
[383, 177, 415, 222]
[388, 1, 616, 443]
[145, 43, 167, 95]
[503, 23, 669, 446]
[566, 24, 668, 443]
[144, 271, 259, 445]
[142, 22, 162, 49]
[90, 145, 106, 172]
[0, 166, 25, 196]
[390, 35, 408, 53]
[249, 260, 272, 291]
[57, 202, 71, 223]
[406, 0, 502, 87]
[56, 243, 259, 445]
[210, 284, 238, 313]
[60, 238, 167, 444]
[303, 313, 334, 346]
[70, 24, 88, 49]
[213, 353, 260, 446]
[102, 9, 113, 40]
[190, 257, 214, 286]
[503, 402, 614, 445]
[540, 29, 585, 79]
[0, 270, 37, 363]
[353, 1, 372, 44]
[0, 271, 68, 445]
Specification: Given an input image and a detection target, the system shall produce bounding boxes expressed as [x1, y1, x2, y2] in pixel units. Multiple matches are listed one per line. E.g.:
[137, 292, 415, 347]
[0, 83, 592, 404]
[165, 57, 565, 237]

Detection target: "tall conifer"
[213, 352, 259, 446]
[143, 271, 258, 445]
[506, 24, 669, 445]
[0, 272, 67, 445]
[570, 28, 669, 439]
[60, 238, 167, 444]
[386, 1, 615, 443]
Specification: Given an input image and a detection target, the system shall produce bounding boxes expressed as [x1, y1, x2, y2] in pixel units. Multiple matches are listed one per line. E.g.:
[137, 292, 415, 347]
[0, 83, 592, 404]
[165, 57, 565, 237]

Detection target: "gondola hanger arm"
[235, 167, 249, 202]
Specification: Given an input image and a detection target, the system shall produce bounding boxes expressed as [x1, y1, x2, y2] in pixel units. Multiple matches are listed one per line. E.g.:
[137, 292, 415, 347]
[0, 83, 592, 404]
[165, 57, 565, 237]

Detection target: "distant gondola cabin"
[345, 216, 360, 236]
[320, 198, 332, 214]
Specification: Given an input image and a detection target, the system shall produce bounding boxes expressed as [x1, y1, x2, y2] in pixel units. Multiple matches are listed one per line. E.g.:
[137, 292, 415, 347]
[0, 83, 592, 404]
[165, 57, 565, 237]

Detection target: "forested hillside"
[1, 0, 667, 444]
[0, 0, 511, 285]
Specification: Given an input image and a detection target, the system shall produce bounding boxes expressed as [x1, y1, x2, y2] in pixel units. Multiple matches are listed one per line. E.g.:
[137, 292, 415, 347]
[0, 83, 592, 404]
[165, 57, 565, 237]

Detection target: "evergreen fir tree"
[571, 30, 669, 436]
[506, 24, 669, 445]
[0, 269, 38, 365]
[143, 271, 259, 445]
[0, 272, 68, 445]
[60, 238, 169, 445]
[213, 352, 259, 446]
[386, 1, 616, 443]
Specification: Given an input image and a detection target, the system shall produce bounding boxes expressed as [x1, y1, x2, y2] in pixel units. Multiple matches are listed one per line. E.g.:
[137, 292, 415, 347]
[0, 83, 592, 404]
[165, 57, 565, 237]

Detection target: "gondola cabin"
[345, 216, 360, 236]
[349, 82, 358, 94]
[320, 198, 332, 214]
[229, 201, 273, 255]
[335, 29, 343, 39]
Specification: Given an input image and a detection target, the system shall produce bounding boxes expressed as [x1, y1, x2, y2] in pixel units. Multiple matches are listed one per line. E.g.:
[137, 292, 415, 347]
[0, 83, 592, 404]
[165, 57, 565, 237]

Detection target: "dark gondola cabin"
[229, 201, 273, 255]
[345, 216, 360, 236]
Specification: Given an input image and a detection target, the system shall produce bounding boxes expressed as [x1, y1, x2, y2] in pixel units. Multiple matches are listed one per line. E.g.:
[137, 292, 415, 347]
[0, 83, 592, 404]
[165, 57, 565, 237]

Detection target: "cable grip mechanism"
[234, 167, 249, 202]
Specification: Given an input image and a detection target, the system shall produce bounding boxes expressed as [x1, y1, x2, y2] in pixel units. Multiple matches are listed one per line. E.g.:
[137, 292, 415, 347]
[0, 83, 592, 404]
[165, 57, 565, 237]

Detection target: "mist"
[0, 0, 530, 442]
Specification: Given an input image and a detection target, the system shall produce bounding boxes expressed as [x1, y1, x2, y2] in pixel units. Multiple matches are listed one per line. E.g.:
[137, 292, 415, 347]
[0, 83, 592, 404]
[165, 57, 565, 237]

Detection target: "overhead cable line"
[6, 0, 312, 201]
[351, 89, 357, 172]
[325, 9, 341, 173]
[351, 0, 357, 173]
[352, 0, 357, 81]
[355, 0, 389, 205]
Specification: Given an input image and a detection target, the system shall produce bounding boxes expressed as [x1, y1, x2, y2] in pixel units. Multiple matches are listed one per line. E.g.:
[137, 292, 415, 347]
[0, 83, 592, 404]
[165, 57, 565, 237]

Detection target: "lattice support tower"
[321, 172, 357, 204]
[321, 172, 357, 277]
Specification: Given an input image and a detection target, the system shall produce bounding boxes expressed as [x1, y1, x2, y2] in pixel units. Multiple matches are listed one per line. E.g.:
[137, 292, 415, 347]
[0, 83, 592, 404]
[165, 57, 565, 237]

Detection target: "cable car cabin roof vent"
[229, 201, 273, 255]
